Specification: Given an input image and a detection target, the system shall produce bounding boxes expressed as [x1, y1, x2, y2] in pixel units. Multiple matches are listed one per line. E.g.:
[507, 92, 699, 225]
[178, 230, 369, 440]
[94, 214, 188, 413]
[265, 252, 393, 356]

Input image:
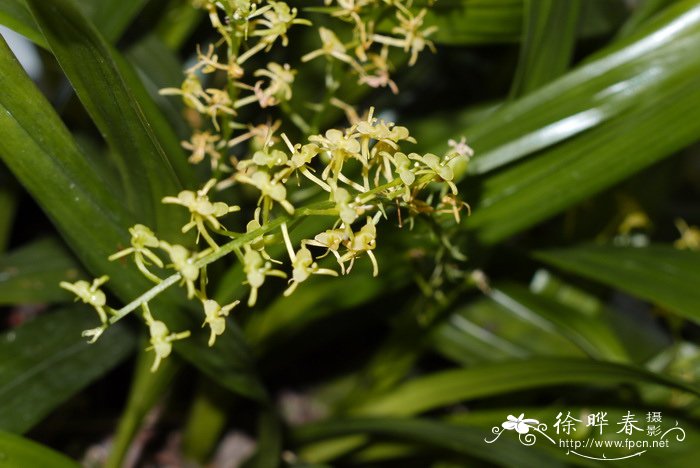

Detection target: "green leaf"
[395, 0, 625, 45]
[529, 269, 669, 363]
[26, 0, 186, 232]
[463, 0, 700, 242]
[0, 0, 46, 48]
[182, 379, 231, 463]
[421, 0, 524, 45]
[0, 35, 135, 285]
[0, 171, 17, 253]
[490, 284, 629, 362]
[350, 358, 700, 417]
[0, 238, 83, 305]
[126, 35, 191, 140]
[0, 431, 79, 468]
[0, 0, 148, 47]
[510, 0, 581, 97]
[242, 410, 283, 468]
[0, 307, 135, 433]
[617, 0, 678, 38]
[75, 0, 148, 43]
[155, 0, 203, 50]
[295, 418, 566, 467]
[430, 296, 584, 366]
[534, 244, 700, 324]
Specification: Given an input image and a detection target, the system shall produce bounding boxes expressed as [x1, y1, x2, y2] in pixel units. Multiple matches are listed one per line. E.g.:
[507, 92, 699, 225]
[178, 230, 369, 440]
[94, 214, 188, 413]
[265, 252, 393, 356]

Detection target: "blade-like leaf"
[126, 35, 190, 140]
[381, 0, 625, 45]
[75, 0, 148, 43]
[0, 431, 79, 468]
[463, 0, 700, 243]
[0, 35, 134, 284]
[421, 0, 524, 45]
[1, 0, 148, 47]
[464, 0, 700, 174]
[26, 0, 185, 232]
[430, 296, 584, 367]
[350, 358, 700, 416]
[0, 1, 46, 48]
[510, 0, 581, 97]
[0, 171, 17, 252]
[534, 244, 700, 323]
[295, 418, 566, 467]
[490, 284, 629, 362]
[617, 0, 678, 38]
[0, 237, 83, 305]
[0, 307, 135, 433]
[242, 410, 283, 468]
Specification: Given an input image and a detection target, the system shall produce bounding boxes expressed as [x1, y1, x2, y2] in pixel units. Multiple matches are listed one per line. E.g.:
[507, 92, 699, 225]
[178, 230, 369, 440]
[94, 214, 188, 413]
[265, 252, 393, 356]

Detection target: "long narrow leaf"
[0, 431, 79, 468]
[0, 307, 135, 433]
[295, 418, 566, 467]
[465, 0, 700, 175]
[534, 244, 700, 324]
[351, 358, 700, 416]
[510, 0, 581, 97]
[26, 0, 185, 232]
[0, 238, 83, 305]
[456, 2, 700, 242]
[1, 0, 148, 47]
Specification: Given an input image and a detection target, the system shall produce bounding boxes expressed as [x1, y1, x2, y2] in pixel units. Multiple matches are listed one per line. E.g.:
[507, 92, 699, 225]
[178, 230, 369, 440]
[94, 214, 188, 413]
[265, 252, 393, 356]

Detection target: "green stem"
[106, 343, 179, 468]
[108, 201, 335, 325]
[182, 378, 231, 463]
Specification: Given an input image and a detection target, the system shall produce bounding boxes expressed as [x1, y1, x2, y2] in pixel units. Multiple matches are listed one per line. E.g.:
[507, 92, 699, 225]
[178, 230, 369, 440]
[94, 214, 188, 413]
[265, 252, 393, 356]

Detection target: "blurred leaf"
[0, 307, 135, 433]
[242, 410, 283, 468]
[0, 431, 79, 467]
[530, 269, 671, 363]
[75, 0, 148, 42]
[510, 0, 581, 97]
[182, 378, 231, 463]
[115, 46, 193, 187]
[351, 358, 700, 416]
[421, 0, 524, 45]
[463, 0, 700, 242]
[0, 238, 83, 305]
[26, 0, 186, 232]
[126, 34, 190, 139]
[0, 0, 148, 47]
[490, 284, 629, 362]
[465, 0, 700, 173]
[155, 0, 203, 50]
[430, 296, 584, 366]
[0, 172, 17, 253]
[535, 244, 700, 324]
[617, 0, 678, 38]
[0, 0, 46, 48]
[296, 418, 566, 467]
[386, 0, 625, 45]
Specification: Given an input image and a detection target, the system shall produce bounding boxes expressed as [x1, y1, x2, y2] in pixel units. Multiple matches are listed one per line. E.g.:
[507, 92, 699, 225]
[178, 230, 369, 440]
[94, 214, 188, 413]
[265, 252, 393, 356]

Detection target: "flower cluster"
[162, 0, 439, 171]
[60, 0, 471, 372]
